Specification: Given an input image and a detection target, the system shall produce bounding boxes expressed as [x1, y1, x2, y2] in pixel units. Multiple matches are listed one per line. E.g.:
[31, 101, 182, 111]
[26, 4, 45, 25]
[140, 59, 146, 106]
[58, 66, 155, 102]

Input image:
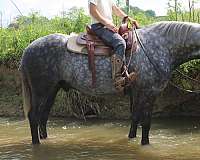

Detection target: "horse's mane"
[149, 21, 200, 44]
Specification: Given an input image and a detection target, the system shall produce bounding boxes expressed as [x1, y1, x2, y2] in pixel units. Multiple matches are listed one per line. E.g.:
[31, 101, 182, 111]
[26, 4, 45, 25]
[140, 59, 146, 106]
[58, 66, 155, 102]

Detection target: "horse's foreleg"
[141, 110, 152, 145]
[128, 109, 140, 139]
[140, 96, 155, 145]
[128, 90, 156, 145]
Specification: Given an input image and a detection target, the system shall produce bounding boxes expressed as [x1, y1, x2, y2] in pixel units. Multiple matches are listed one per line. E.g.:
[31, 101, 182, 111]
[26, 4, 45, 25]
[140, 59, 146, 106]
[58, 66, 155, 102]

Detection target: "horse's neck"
[170, 34, 200, 68]
[156, 24, 200, 69]
[131, 24, 200, 74]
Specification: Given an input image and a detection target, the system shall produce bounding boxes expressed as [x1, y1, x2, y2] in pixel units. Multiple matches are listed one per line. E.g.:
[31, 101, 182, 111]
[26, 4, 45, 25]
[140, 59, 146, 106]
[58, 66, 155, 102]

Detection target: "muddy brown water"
[0, 117, 199, 160]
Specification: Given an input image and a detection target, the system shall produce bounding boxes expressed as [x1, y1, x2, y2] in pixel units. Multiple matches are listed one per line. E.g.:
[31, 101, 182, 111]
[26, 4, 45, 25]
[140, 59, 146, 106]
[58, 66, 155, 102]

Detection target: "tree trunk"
[189, 0, 192, 22]
[174, 0, 178, 21]
[126, 0, 130, 15]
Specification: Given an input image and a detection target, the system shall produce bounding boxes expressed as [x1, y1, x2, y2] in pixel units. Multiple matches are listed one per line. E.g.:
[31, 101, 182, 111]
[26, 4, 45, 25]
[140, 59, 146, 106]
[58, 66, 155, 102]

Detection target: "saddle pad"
[67, 35, 112, 56]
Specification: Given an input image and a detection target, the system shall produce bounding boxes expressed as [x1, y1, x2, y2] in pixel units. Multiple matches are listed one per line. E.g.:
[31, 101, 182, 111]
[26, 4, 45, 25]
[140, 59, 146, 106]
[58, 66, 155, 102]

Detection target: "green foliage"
[113, 6, 157, 27]
[67, 7, 90, 33]
[180, 60, 200, 74]
[0, 5, 157, 69]
[115, 0, 126, 7]
[145, 10, 156, 17]
[0, 9, 90, 68]
[129, 6, 157, 26]
[132, 12, 155, 26]
[172, 60, 200, 91]
[167, 0, 200, 22]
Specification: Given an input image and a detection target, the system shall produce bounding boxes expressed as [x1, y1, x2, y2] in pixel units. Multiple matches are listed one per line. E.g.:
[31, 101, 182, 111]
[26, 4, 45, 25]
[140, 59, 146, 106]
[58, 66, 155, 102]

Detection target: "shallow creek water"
[0, 117, 199, 160]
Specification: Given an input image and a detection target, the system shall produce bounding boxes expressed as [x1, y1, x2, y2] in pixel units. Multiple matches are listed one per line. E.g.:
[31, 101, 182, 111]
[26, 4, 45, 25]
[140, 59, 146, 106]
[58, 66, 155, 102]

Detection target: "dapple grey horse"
[19, 21, 200, 145]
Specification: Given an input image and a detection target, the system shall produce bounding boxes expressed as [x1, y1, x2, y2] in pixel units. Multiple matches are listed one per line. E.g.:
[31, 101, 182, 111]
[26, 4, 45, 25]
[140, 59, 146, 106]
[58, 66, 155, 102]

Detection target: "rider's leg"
[91, 23, 136, 91]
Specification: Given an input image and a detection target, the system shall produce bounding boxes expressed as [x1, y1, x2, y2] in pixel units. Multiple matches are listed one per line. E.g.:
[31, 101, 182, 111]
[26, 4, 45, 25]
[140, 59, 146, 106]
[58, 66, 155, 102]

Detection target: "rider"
[88, 0, 139, 92]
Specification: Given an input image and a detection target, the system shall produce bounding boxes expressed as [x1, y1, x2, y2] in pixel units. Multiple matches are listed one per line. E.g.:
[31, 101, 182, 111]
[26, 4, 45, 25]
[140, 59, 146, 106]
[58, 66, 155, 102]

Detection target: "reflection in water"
[0, 117, 199, 160]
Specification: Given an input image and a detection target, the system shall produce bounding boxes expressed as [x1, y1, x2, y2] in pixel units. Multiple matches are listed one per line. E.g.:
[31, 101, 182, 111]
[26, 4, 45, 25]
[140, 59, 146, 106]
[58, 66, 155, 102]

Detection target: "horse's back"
[20, 33, 69, 71]
[19, 33, 72, 93]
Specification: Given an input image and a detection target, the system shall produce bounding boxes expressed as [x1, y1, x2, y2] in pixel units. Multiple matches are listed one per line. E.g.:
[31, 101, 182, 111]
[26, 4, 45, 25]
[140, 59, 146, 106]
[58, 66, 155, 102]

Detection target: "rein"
[126, 27, 136, 68]
[134, 28, 166, 78]
[134, 29, 200, 94]
[122, 27, 136, 75]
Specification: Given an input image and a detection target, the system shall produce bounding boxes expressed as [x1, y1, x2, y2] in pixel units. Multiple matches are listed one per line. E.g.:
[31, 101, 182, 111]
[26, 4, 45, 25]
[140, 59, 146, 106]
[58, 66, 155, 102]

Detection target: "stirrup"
[114, 72, 137, 90]
[115, 76, 126, 86]
[126, 72, 137, 83]
[122, 65, 137, 84]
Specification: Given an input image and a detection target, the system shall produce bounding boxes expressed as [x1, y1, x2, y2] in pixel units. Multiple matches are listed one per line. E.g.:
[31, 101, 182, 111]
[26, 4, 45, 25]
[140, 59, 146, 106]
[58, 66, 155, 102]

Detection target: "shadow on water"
[0, 117, 200, 160]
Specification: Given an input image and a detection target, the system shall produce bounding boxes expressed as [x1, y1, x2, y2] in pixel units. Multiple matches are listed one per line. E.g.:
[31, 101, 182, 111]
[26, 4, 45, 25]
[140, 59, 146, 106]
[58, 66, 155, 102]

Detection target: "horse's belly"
[74, 79, 116, 96]
[69, 55, 116, 95]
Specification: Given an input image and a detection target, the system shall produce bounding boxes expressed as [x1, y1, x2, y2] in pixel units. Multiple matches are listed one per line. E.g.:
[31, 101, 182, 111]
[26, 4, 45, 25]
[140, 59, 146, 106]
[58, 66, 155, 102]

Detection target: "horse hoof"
[141, 139, 150, 145]
[40, 136, 47, 140]
[40, 134, 47, 140]
[128, 133, 136, 139]
[32, 139, 40, 145]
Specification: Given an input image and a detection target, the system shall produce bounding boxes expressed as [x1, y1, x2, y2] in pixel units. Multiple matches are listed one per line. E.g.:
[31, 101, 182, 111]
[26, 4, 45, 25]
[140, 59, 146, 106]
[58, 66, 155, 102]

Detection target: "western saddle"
[67, 17, 138, 87]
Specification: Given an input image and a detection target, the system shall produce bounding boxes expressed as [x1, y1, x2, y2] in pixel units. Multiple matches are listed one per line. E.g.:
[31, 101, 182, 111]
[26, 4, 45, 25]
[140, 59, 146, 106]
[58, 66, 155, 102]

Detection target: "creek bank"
[0, 65, 199, 119]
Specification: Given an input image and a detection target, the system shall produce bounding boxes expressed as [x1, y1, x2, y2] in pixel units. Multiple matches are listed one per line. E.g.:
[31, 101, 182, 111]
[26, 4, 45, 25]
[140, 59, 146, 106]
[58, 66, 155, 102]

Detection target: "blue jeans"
[91, 23, 126, 61]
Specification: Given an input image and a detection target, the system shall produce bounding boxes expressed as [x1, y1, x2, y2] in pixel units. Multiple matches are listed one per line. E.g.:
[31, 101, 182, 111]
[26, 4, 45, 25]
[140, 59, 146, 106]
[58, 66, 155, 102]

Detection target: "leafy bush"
[0, 8, 90, 68]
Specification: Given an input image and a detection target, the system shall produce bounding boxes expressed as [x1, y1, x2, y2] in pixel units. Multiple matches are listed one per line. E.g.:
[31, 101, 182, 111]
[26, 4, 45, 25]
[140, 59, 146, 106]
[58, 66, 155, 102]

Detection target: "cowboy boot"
[111, 55, 137, 92]
[111, 54, 126, 91]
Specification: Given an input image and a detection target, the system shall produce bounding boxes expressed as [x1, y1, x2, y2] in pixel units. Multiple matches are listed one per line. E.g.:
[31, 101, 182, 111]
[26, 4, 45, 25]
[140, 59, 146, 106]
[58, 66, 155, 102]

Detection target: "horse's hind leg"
[28, 93, 41, 144]
[28, 84, 59, 144]
[39, 108, 50, 140]
[39, 85, 60, 139]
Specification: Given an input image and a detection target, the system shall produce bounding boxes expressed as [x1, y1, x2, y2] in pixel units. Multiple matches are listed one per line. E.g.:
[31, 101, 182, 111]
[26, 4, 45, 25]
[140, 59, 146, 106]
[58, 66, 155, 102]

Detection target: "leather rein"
[122, 27, 136, 75]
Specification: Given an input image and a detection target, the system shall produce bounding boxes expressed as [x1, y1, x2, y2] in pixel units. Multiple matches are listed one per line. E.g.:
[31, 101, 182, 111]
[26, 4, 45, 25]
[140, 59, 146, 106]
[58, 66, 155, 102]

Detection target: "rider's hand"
[105, 22, 118, 33]
[128, 17, 139, 29]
